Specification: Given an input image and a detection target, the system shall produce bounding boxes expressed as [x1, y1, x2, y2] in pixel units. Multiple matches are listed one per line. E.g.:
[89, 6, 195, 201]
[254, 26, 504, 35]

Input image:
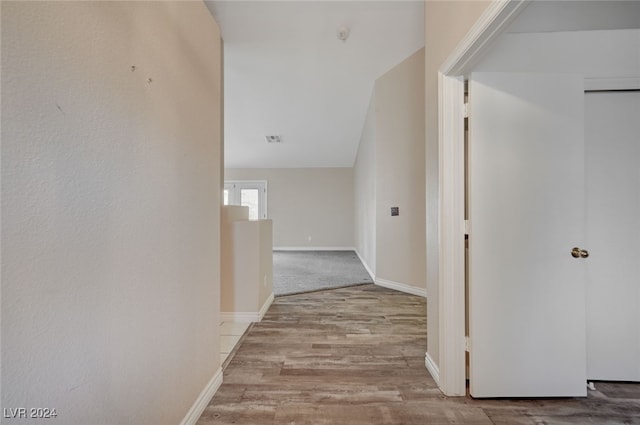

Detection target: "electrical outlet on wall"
[307, 235, 312, 242]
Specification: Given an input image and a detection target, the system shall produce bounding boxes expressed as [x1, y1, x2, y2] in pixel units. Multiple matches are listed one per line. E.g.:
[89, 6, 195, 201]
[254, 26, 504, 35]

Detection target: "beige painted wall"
[257, 220, 274, 310]
[375, 48, 426, 291]
[354, 95, 377, 275]
[354, 49, 426, 289]
[225, 168, 354, 248]
[221, 206, 247, 312]
[1, 2, 223, 424]
[424, 0, 491, 367]
[221, 207, 273, 314]
[229, 220, 273, 313]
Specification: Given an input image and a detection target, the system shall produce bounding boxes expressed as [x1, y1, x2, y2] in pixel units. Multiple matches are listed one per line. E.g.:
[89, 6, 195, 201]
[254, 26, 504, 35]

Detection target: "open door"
[468, 72, 587, 397]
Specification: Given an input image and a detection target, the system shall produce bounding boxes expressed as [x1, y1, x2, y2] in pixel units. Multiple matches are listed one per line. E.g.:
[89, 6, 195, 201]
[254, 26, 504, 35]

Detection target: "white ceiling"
[205, 1, 425, 168]
[207, 0, 639, 169]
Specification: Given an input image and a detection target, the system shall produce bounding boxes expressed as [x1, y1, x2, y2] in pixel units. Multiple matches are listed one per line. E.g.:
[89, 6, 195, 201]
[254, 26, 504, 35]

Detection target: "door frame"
[436, 0, 531, 396]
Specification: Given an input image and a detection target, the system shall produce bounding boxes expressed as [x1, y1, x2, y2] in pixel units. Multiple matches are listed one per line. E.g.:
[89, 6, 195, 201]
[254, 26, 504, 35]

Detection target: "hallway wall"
[1, 2, 223, 424]
[354, 48, 426, 293]
[375, 48, 426, 293]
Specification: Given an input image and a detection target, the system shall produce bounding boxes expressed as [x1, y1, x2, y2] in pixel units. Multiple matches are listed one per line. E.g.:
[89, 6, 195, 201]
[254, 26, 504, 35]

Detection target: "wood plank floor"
[197, 285, 640, 424]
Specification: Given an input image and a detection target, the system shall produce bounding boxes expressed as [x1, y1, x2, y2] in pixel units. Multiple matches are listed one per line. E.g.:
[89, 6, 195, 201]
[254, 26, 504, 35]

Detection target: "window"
[223, 180, 267, 220]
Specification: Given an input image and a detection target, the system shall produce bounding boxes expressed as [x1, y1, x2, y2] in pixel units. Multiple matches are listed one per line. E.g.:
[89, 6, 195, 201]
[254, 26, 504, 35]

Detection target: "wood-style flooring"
[197, 285, 640, 424]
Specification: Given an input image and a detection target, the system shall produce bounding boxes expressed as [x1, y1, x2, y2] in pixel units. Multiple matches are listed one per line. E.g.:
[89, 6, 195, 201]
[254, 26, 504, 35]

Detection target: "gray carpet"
[273, 250, 373, 296]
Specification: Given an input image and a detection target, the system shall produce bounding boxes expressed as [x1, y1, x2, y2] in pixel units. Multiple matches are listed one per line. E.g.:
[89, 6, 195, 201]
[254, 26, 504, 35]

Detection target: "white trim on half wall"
[220, 312, 258, 323]
[258, 293, 275, 321]
[220, 293, 274, 323]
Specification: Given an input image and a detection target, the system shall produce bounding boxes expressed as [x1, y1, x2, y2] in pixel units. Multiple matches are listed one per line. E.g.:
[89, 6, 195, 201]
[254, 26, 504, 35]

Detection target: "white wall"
[424, 0, 492, 368]
[354, 95, 377, 275]
[375, 48, 427, 292]
[225, 168, 354, 249]
[1, 2, 223, 424]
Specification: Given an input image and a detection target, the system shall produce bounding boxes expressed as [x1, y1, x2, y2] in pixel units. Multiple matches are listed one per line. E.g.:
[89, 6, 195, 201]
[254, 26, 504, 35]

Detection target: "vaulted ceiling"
[205, 1, 425, 168]
[206, 0, 639, 169]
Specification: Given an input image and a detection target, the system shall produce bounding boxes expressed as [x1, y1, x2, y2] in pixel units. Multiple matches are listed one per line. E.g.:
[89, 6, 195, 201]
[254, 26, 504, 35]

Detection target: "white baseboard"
[258, 292, 274, 320]
[375, 278, 427, 298]
[273, 246, 356, 251]
[220, 311, 259, 322]
[221, 292, 274, 323]
[354, 249, 375, 281]
[180, 367, 223, 425]
[425, 352, 440, 385]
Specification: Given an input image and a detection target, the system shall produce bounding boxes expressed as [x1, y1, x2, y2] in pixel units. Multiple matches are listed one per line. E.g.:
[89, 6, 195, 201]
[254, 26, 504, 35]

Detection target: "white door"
[585, 91, 640, 381]
[468, 72, 587, 397]
[224, 180, 268, 220]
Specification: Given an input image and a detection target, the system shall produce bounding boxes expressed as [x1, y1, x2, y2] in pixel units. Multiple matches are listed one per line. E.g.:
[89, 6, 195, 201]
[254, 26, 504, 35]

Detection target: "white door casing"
[468, 72, 587, 397]
[434, 0, 533, 396]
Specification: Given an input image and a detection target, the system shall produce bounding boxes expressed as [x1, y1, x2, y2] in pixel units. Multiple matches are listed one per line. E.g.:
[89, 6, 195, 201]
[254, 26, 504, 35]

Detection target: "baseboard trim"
[220, 311, 258, 322]
[354, 249, 375, 281]
[179, 367, 223, 425]
[375, 278, 427, 298]
[221, 293, 274, 323]
[258, 292, 274, 320]
[425, 352, 440, 385]
[273, 246, 356, 252]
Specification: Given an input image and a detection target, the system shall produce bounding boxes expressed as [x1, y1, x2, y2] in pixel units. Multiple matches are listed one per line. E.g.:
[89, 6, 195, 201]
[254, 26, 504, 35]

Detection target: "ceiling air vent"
[265, 135, 281, 143]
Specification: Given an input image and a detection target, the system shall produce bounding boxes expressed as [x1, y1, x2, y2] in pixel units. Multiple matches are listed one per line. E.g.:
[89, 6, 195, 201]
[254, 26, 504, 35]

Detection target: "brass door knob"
[571, 247, 589, 258]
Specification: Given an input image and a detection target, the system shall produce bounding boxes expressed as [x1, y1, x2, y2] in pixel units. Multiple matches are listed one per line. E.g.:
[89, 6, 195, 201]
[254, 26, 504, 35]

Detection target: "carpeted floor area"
[273, 250, 373, 296]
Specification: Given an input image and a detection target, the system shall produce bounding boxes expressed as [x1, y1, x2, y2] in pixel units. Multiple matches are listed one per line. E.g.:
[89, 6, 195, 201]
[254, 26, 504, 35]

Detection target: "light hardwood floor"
[199, 285, 640, 424]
